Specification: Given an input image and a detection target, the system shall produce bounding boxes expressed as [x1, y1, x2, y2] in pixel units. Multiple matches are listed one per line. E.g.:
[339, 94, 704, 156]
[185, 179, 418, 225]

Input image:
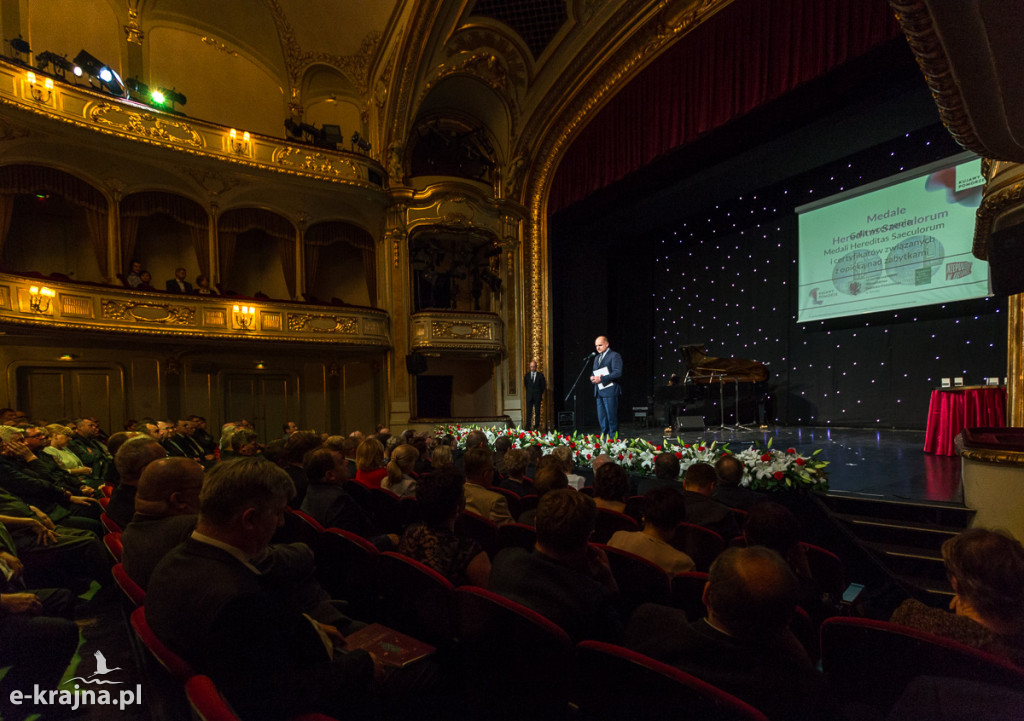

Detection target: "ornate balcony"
[409, 311, 503, 355]
[0, 272, 390, 348]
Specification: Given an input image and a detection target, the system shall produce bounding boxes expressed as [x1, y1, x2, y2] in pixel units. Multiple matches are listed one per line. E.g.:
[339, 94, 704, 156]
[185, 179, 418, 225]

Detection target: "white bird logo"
[66, 650, 123, 685]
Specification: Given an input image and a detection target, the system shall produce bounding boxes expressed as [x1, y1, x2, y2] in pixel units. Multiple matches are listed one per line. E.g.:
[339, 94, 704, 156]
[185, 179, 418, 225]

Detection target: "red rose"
[570, 442, 576, 449]
[786, 448, 796, 454]
[684, 444, 691, 449]
[586, 453, 592, 459]
[617, 454, 623, 461]
[721, 452, 730, 458]
[655, 445, 662, 452]
[795, 458, 806, 466]
[773, 471, 785, 480]
[698, 446, 705, 451]
[675, 452, 683, 459]
[761, 453, 771, 462]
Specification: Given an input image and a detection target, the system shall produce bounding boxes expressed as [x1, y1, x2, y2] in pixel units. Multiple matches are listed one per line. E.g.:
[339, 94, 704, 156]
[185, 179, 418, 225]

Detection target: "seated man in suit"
[681, 462, 740, 541]
[165, 267, 193, 293]
[121, 456, 203, 588]
[462, 447, 512, 525]
[636, 451, 682, 496]
[713, 454, 767, 511]
[625, 546, 839, 721]
[490, 489, 621, 643]
[145, 457, 378, 721]
[106, 436, 167, 530]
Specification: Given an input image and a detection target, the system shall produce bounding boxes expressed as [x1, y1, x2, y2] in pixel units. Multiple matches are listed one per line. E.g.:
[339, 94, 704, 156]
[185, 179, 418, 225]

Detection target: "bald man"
[590, 335, 623, 436]
[121, 457, 203, 588]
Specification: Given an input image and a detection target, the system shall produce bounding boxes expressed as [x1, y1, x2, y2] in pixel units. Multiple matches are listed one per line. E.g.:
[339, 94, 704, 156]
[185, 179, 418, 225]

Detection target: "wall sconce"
[26, 72, 54, 103]
[29, 286, 55, 313]
[233, 304, 256, 329]
[228, 128, 251, 155]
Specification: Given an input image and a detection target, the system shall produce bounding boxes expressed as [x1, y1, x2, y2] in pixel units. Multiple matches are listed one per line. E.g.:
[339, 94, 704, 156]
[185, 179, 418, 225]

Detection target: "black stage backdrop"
[549, 40, 1006, 431]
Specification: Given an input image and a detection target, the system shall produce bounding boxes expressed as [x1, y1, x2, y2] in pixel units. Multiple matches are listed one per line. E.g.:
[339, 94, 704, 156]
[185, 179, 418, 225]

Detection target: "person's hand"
[317, 622, 347, 649]
[30, 520, 58, 546]
[4, 439, 35, 462]
[585, 544, 618, 593]
[0, 551, 23, 581]
[1, 593, 43, 615]
[77, 485, 96, 497]
[28, 506, 55, 530]
[67, 495, 98, 506]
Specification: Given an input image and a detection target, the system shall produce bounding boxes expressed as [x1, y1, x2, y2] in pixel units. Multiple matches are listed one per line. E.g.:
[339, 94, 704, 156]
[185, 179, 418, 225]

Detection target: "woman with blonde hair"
[43, 424, 92, 477]
[383, 444, 419, 498]
[354, 437, 387, 488]
[429, 445, 454, 471]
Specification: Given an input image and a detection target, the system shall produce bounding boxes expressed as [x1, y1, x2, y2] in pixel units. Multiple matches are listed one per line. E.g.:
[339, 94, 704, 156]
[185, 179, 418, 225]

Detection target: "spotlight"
[321, 124, 344, 147]
[153, 87, 186, 111]
[8, 35, 30, 59]
[284, 118, 303, 140]
[350, 131, 371, 153]
[125, 76, 149, 101]
[71, 49, 126, 97]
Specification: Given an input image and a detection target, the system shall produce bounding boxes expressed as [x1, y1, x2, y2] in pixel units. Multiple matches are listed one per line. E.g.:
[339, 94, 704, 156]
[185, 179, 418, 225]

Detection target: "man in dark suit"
[523, 360, 546, 431]
[165, 267, 194, 293]
[712, 454, 768, 511]
[145, 457, 377, 721]
[681, 462, 741, 541]
[590, 336, 623, 436]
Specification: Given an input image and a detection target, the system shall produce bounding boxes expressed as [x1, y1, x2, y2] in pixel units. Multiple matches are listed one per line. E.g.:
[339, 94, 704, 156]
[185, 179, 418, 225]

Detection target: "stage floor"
[602, 423, 963, 505]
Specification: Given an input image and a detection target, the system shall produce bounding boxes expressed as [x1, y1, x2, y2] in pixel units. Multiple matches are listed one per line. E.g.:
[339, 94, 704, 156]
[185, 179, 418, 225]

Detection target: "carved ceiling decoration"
[471, 0, 569, 58]
[265, 0, 382, 93]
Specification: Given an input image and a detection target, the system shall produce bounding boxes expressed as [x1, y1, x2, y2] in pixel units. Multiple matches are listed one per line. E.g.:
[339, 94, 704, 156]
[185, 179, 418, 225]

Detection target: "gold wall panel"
[409, 311, 503, 354]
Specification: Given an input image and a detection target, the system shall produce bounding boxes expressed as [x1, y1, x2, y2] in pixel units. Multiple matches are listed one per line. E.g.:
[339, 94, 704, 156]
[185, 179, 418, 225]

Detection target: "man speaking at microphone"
[589, 336, 623, 437]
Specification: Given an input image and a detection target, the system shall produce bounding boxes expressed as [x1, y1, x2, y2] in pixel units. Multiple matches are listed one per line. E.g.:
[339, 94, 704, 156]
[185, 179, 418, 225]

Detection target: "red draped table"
[924, 386, 1007, 456]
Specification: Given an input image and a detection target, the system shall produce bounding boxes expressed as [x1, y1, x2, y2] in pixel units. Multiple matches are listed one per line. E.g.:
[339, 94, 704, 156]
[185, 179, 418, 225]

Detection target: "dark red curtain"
[548, 0, 902, 212]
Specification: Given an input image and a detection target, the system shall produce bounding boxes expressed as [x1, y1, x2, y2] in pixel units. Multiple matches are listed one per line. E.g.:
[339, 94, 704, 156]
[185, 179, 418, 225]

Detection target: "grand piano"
[654, 344, 769, 429]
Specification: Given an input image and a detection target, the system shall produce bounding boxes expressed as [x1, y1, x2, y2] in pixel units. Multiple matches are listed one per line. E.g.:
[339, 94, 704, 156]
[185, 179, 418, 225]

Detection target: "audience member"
[890, 528, 1024, 666]
[626, 546, 838, 721]
[593, 461, 630, 514]
[382, 444, 419, 498]
[42, 424, 92, 478]
[496, 448, 530, 495]
[228, 429, 260, 459]
[281, 431, 322, 507]
[125, 259, 143, 288]
[137, 270, 155, 291]
[299, 448, 391, 550]
[189, 415, 217, 456]
[608, 486, 694, 574]
[354, 437, 387, 488]
[66, 417, 111, 485]
[490, 489, 621, 642]
[550, 445, 585, 489]
[107, 436, 168, 529]
[713, 454, 767, 510]
[463, 448, 512, 525]
[195, 274, 216, 295]
[744, 501, 828, 624]
[681, 462, 740, 541]
[398, 469, 490, 587]
[517, 464, 568, 526]
[429, 445, 454, 472]
[121, 457, 203, 588]
[637, 451, 680, 496]
[145, 457, 378, 721]
[492, 436, 512, 476]
[0, 426, 102, 535]
[165, 267, 193, 293]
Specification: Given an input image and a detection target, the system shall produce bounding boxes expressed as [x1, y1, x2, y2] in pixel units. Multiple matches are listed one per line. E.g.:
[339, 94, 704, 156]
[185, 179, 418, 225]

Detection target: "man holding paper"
[590, 336, 623, 437]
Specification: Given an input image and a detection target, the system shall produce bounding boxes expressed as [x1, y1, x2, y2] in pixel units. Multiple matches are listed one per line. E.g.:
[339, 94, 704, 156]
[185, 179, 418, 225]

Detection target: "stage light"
[72, 49, 126, 97]
[154, 87, 186, 111]
[151, 89, 165, 105]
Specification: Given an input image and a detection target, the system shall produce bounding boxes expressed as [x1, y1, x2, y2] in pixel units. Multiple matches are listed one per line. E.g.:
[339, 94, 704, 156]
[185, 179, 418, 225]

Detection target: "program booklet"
[343, 623, 436, 668]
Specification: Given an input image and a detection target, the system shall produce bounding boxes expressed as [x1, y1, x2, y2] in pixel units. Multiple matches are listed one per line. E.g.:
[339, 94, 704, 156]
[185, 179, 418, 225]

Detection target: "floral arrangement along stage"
[436, 425, 829, 493]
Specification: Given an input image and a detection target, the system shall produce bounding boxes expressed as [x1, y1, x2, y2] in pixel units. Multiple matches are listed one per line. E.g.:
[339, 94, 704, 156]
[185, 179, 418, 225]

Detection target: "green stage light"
[151, 89, 166, 105]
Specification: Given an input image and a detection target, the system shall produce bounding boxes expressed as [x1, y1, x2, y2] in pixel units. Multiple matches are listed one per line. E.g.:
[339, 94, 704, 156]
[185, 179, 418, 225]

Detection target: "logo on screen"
[808, 288, 823, 305]
[946, 261, 972, 280]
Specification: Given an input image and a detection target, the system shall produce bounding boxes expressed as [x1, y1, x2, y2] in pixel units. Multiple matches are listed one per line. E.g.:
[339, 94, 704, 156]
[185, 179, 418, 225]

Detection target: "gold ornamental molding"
[409, 311, 504, 354]
[0, 59, 387, 192]
[287, 313, 360, 334]
[973, 160, 1024, 260]
[0, 272, 390, 348]
[889, 0, 987, 158]
[89, 102, 204, 148]
[960, 447, 1024, 467]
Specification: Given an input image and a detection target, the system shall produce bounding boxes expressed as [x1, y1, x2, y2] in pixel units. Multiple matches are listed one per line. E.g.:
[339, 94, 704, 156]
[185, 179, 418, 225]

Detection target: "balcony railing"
[0, 273, 390, 348]
[409, 310, 503, 355]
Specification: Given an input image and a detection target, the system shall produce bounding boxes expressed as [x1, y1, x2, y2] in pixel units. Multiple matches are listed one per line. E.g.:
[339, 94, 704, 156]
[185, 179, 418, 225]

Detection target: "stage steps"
[821, 494, 974, 604]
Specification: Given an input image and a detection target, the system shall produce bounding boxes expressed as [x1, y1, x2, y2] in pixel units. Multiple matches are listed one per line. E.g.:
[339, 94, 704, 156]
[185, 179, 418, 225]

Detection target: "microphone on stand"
[584, 351, 597, 361]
